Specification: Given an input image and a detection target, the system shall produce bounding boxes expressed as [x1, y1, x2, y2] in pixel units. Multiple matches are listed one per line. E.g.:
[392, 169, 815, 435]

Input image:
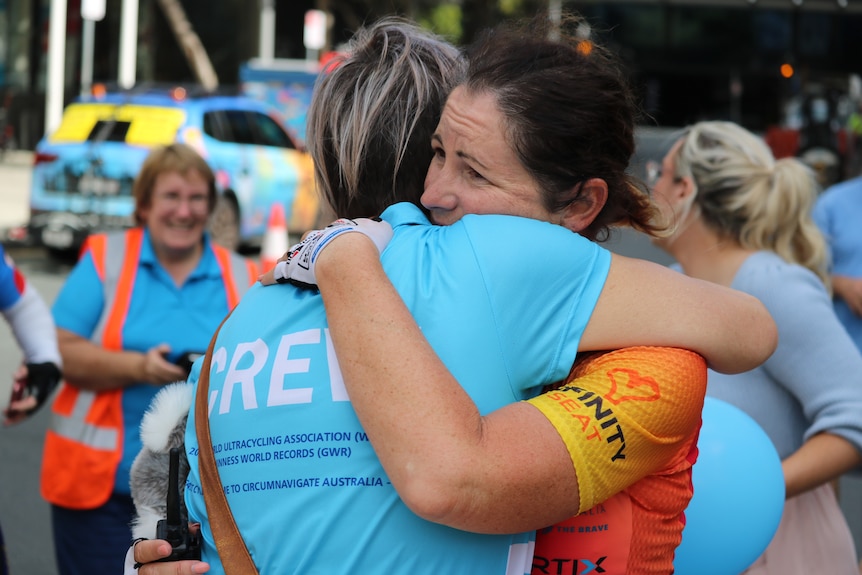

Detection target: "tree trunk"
[155, 0, 219, 91]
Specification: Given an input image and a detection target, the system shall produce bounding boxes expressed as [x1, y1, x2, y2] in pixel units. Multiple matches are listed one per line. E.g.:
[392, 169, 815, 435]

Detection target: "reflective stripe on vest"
[210, 241, 258, 309]
[51, 390, 117, 451]
[42, 229, 254, 509]
[48, 229, 142, 456]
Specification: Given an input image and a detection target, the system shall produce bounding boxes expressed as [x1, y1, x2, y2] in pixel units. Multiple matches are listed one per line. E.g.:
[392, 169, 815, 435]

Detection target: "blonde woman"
[649, 120, 862, 574]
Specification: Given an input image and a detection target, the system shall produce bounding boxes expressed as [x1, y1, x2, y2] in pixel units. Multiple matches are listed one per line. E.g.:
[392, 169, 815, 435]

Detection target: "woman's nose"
[421, 169, 457, 212]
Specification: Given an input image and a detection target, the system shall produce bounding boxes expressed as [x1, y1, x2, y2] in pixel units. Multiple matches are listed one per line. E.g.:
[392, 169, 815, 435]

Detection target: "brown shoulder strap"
[195, 311, 259, 574]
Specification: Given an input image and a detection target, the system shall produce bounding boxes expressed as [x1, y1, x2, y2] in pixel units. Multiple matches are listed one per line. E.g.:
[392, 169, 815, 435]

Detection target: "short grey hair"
[306, 17, 463, 218]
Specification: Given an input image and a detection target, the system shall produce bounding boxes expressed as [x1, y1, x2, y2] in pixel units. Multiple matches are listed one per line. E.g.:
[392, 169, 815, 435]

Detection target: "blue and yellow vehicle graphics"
[29, 87, 319, 253]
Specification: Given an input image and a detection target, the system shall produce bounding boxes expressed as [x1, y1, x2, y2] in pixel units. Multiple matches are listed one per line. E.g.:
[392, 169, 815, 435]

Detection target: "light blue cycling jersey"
[184, 202, 612, 575]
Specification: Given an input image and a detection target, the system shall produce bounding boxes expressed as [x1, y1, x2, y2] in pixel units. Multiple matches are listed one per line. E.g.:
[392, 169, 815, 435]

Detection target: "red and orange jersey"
[528, 347, 707, 575]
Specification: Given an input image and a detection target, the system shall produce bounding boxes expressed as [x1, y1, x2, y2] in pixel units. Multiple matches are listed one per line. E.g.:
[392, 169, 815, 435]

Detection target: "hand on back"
[258, 218, 393, 288]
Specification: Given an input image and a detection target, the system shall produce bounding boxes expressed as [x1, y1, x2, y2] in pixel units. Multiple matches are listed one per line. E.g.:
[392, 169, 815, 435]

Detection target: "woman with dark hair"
[265, 15, 775, 575]
[130, 16, 776, 575]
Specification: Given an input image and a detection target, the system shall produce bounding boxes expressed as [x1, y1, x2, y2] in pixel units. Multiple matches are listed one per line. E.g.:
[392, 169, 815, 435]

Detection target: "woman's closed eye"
[465, 166, 487, 183]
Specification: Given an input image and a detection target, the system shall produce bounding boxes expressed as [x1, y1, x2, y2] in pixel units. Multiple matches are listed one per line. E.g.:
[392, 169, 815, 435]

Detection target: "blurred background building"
[1, 0, 861, 154]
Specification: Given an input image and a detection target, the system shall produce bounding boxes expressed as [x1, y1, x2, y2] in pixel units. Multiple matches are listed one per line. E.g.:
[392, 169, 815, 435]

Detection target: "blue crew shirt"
[184, 203, 612, 575]
[53, 230, 241, 495]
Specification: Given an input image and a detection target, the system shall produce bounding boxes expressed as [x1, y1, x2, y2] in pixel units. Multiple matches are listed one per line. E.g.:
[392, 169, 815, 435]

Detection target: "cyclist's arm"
[315, 235, 708, 533]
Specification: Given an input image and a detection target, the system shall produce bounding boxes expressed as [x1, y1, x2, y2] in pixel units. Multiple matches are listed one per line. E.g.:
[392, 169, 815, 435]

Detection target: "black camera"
[174, 352, 204, 379]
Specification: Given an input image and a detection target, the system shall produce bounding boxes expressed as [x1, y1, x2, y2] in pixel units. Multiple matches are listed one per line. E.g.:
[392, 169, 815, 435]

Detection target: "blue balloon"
[674, 397, 785, 575]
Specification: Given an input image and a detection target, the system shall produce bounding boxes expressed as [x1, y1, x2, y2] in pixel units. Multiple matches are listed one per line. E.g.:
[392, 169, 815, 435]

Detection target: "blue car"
[28, 86, 321, 255]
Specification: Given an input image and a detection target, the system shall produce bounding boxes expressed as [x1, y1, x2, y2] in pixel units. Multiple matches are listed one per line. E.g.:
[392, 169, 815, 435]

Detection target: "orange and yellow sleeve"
[526, 346, 706, 514]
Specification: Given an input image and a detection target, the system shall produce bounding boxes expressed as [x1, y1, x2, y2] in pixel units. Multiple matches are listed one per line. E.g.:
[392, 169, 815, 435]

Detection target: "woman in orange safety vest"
[41, 143, 259, 575]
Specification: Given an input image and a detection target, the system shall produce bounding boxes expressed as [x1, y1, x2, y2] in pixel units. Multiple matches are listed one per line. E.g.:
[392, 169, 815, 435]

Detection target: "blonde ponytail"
[675, 121, 830, 287]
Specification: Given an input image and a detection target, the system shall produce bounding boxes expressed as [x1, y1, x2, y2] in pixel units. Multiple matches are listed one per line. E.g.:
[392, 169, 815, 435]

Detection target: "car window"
[88, 120, 131, 142]
[203, 111, 228, 141]
[250, 112, 296, 150]
[223, 110, 257, 145]
[50, 103, 185, 146]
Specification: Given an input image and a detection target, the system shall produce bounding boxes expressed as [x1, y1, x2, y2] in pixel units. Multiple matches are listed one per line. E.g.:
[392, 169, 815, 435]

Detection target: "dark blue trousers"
[51, 493, 136, 575]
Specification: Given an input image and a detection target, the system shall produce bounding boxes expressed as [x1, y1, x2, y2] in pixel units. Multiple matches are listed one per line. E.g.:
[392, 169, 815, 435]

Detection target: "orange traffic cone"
[260, 202, 289, 274]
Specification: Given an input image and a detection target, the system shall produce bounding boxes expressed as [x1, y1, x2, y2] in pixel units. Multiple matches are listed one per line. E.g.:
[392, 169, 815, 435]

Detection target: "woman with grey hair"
[129, 20, 776, 575]
[647, 120, 862, 574]
[261, 17, 778, 575]
[305, 19, 462, 219]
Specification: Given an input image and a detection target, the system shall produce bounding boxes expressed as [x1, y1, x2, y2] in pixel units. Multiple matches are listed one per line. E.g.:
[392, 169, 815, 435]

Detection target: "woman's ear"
[676, 175, 696, 204]
[560, 178, 608, 234]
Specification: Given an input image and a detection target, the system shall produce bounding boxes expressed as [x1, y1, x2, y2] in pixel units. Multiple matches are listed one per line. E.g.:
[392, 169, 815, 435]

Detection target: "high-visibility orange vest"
[41, 228, 258, 510]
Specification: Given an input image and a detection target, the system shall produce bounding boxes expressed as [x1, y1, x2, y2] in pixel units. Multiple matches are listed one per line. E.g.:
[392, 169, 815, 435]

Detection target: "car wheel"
[209, 193, 240, 251]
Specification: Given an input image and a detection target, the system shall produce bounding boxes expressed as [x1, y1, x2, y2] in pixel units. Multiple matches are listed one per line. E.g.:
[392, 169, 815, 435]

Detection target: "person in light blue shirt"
[814, 161, 862, 575]
[182, 205, 610, 574]
[45, 143, 258, 575]
[51, 227, 253, 497]
[129, 17, 775, 575]
[814, 177, 862, 351]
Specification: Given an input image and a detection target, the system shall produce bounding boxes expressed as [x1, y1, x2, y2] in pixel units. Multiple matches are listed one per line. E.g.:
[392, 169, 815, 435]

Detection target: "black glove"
[21, 362, 62, 412]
